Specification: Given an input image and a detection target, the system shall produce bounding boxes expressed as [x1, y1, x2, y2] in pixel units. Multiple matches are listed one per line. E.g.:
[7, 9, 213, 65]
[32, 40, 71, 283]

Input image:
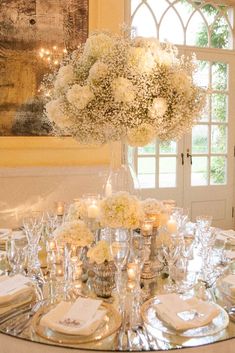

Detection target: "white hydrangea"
[141, 198, 164, 215]
[84, 33, 114, 58]
[54, 65, 74, 90]
[149, 97, 168, 118]
[88, 61, 109, 82]
[127, 123, 155, 147]
[128, 47, 155, 74]
[45, 98, 72, 130]
[66, 84, 94, 110]
[66, 199, 88, 221]
[112, 77, 135, 103]
[172, 71, 192, 94]
[87, 240, 113, 264]
[53, 220, 94, 247]
[99, 191, 144, 229]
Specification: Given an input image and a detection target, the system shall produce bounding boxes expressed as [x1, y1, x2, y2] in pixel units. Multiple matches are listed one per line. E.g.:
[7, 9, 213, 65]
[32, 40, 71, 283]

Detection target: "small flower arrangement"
[141, 198, 164, 215]
[43, 31, 205, 146]
[53, 220, 94, 247]
[66, 199, 87, 221]
[99, 191, 144, 229]
[87, 240, 113, 265]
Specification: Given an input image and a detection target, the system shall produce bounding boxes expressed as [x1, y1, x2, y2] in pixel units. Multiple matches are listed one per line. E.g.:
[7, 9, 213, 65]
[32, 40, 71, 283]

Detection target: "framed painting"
[0, 0, 88, 136]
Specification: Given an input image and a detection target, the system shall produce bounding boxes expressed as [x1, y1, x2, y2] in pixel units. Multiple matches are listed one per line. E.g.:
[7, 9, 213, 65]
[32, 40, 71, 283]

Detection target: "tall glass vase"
[104, 141, 140, 197]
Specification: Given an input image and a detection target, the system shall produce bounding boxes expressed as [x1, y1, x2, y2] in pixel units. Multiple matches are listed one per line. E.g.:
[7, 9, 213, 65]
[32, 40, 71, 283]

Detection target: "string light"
[38, 46, 67, 67]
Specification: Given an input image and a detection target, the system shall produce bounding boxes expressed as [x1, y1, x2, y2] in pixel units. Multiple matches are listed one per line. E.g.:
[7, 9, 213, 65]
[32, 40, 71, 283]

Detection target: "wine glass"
[110, 228, 130, 295]
[23, 212, 44, 280]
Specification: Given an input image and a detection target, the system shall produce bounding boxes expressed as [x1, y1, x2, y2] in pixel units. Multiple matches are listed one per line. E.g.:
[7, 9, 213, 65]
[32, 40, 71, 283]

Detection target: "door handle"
[181, 153, 184, 166]
[187, 149, 192, 165]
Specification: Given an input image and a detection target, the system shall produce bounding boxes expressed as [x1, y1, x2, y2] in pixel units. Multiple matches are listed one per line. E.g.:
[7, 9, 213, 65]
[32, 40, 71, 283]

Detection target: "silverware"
[0, 302, 35, 325]
[6, 300, 46, 335]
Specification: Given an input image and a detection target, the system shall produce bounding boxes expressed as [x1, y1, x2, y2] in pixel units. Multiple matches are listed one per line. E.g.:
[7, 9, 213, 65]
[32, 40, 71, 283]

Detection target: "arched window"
[128, 0, 235, 228]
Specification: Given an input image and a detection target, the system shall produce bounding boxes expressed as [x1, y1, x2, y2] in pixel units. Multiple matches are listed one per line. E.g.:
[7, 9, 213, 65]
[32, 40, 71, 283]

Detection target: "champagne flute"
[110, 229, 130, 295]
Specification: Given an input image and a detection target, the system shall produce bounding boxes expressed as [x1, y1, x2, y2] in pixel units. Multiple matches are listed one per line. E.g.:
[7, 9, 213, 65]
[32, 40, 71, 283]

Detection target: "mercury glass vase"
[92, 261, 115, 298]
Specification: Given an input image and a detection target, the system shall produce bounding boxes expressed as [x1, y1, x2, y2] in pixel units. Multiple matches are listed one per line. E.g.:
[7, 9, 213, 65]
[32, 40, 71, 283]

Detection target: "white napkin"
[221, 274, 235, 297]
[154, 293, 220, 331]
[0, 275, 33, 305]
[41, 298, 107, 336]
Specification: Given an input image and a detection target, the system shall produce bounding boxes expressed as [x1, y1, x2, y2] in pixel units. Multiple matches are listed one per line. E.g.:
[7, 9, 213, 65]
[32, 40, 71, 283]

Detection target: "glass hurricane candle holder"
[140, 220, 156, 279]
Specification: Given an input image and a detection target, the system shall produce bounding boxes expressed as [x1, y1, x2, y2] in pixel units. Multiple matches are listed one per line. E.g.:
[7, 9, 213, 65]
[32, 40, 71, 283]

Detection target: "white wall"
[0, 166, 108, 228]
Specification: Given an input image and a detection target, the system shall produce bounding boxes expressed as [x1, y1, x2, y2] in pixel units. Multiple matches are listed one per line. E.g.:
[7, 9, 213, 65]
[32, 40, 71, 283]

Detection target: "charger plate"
[32, 302, 121, 345]
[141, 296, 229, 339]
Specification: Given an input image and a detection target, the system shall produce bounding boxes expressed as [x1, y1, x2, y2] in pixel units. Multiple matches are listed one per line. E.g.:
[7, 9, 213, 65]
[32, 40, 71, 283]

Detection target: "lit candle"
[127, 280, 136, 290]
[167, 218, 177, 234]
[146, 213, 160, 228]
[56, 201, 64, 216]
[105, 182, 112, 197]
[141, 220, 153, 237]
[127, 263, 139, 281]
[56, 265, 63, 276]
[49, 240, 56, 251]
[87, 203, 99, 219]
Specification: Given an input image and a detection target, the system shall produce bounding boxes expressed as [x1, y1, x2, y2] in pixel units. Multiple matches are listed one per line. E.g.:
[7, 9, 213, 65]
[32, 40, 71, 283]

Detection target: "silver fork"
[6, 300, 46, 335]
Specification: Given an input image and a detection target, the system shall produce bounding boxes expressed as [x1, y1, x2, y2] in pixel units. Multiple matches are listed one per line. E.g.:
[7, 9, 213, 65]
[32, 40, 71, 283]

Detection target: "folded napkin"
[41, 298, 106, 336]
[0, 274, 33, 306]
[154, 293, 220, 331]
[221, 274, 235, 297]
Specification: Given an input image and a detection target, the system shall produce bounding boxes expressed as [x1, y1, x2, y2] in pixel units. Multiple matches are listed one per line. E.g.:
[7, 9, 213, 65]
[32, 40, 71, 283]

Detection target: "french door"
[130, 49, 235, 229]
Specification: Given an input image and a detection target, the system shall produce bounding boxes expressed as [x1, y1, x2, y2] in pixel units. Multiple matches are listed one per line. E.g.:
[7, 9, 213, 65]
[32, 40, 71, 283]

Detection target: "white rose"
[149, 97, 168, 118]
[45, 98, 72, 130]
[54, 65, 74, 90]
[88, 61, 109, 82]
[84, 33, 114, 58]
[66, 84, 94, 109]
[112, 77, 135, 103]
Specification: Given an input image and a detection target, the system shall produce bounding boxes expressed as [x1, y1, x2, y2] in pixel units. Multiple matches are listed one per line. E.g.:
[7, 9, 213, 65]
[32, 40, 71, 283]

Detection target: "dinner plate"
[32, 302, 121, 344]
[141, 296, 229, 339]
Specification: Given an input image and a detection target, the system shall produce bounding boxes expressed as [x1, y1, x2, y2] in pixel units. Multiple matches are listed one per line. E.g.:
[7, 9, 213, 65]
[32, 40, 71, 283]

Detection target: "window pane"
[147, 0, 169, 23]
[192, 125, 209, 154]
[138, 157, 155, 174]
[199, 94, 210, 122]
[211, 94, 227, 122]
[210, 156, 227, 185]
[159, 7, 184, 44]
[201, 4, 218, 25]
[159, 157, 176, 188]
[186, 11, 208, 47]
[138, 143, 156, 155]
[159, 141, 177, 154]
[137, 157, 156, 189]
[211, 17, 232, 49]
[191, 157, 208, 186]
[194, 61, 209, 89]
[211, 125, 227, 154]
[138, 174, 155, 189]
[132, 4, 157, 37]
[212, 62, 228, 91]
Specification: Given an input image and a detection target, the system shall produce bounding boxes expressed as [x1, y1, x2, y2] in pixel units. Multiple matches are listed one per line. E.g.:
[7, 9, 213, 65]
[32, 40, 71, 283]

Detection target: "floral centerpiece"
[44, 31, 205, 146]
[99, 191, 144, 229]
[66, 199, 87, 222]
[53, 220, 94, 247]
[141, 198, 164, 215]
[87, 240, 113, 265]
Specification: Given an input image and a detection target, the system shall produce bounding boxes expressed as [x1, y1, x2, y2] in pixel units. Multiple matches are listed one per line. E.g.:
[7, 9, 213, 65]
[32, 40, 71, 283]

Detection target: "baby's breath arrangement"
[44, 31, 205, 146]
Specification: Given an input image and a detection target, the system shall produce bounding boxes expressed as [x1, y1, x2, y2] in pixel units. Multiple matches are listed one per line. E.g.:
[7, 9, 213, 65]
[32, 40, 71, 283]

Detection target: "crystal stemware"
[109, 228, 130, 295]
[23, 212, 44, 281]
